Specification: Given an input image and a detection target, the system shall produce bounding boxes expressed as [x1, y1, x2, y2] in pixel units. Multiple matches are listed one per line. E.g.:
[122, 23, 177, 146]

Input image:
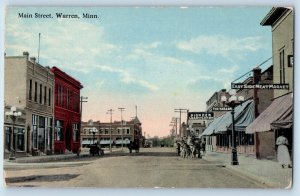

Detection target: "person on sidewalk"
[276, 133, 292, 168]
[201, 140, 206, 155]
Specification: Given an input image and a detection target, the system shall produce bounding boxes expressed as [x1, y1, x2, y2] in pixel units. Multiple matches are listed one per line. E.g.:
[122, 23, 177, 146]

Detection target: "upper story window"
[48, 88, 51, 106]
[34, 82, 37, 102]
[279, 49, 285, 83]
[29, 79, 32, 100]
[39, 84, 43, 104]
[44, 86, 47, 105]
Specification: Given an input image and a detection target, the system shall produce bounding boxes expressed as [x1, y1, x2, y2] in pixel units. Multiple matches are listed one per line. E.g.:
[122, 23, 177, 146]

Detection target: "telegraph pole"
[118, 107, 125, 151]
[174, 108, 188, 138]
[107, 109, 114, 152]
[80, 96, 88, 121]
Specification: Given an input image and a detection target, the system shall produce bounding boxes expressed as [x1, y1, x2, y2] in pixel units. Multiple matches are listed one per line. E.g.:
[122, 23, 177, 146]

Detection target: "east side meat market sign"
[188, 112, 214, 120]
[231, 83, 289, 89]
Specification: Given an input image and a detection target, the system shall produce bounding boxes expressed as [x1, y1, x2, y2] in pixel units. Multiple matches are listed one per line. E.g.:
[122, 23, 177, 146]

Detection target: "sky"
[5, 7, 273, 137]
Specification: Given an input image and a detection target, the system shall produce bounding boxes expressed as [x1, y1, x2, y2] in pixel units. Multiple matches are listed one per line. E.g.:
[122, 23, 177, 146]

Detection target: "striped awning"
[246, 93, 293, 133]
[201, 99, 254, 136]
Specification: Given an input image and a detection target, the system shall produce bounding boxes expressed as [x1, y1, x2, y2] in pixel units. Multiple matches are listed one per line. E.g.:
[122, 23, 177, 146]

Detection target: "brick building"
[51, 66, 83, 154]
[81, 117, 143, 148]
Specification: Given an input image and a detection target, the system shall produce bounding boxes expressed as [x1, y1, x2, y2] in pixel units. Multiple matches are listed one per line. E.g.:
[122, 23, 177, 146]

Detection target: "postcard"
[3, 6, 294, 189]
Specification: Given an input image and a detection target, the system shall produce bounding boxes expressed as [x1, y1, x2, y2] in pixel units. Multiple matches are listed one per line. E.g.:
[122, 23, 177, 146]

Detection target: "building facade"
[81, 117, 143, 148]
[261, 7, 294, 98]
[51, 67, 83, 154]
[202, 66, 274, 155]
[246, 7, 294, 159]
[4, 52, 54, 157]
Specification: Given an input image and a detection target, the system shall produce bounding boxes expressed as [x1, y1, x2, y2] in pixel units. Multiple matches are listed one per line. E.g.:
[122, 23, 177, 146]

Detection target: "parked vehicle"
[89, 144, 104, 156]
[128, 140, 140, 153]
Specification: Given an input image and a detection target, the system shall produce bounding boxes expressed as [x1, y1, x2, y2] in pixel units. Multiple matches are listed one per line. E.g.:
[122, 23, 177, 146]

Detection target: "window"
[39, 84, 43, 104]
[279, 49, 285, 83]
[32, 115, 38, 148]
[38, 116, 45, 150]
[29, 79, 32, 100]
[127, 129, 130, 134]
[48, 88, 51, 106]
[73, 123, 79, 142]
[55, 120, 64, 141]
[5, 126, 11, 150]
[55, 84, 58, 106]
[15, 128, 25, 151]
[45, 118, 52, 150]
[34, 82, 37, 102]
[44, 86, 47, 105]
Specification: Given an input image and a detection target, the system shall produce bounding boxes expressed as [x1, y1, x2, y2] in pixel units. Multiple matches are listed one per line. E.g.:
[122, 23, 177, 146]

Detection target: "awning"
[201, 114, 226, 136]
[115, 139, 131, 144]
[215, 99, 253, 134]
[245, 93, 293, 133]
[100, 140, 112, 145]
[201, 99, 254, 136]
[230, 100, 255, 132]
[82, 140, 93, 145]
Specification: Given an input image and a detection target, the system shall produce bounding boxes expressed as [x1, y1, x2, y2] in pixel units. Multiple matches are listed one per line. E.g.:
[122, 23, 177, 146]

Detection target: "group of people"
[175, 132, 292, 169]
[176, 136, 206, 158]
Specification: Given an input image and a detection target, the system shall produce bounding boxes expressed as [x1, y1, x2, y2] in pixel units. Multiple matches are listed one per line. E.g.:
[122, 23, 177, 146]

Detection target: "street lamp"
[221, 89, 244, 165]
[90, 127, 98, 145]
[5, 106, 22, 160]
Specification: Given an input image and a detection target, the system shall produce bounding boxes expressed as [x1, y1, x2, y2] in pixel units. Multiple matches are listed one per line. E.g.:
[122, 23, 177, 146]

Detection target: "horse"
[187, 136, 202, 158]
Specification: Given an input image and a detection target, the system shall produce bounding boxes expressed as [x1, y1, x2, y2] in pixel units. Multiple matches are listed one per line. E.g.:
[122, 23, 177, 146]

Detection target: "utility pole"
[170, 117, 179, 138]
[80, 96, 88, 121]
[174, 108, 188, 138]
[118, 107, 125, 151]
[107, 109, 114, 153]
[38, 33, 41, 63]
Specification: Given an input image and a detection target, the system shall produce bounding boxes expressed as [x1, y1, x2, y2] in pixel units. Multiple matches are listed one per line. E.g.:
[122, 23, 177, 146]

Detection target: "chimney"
[253, 67, 262, 118]
[23, 51, 29, 60]
[30, 57, 36, 64]
[253, 68, 262, 84]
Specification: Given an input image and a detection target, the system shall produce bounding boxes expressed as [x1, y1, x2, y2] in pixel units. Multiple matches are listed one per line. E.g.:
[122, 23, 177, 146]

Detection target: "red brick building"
[51, 67, 83, 154]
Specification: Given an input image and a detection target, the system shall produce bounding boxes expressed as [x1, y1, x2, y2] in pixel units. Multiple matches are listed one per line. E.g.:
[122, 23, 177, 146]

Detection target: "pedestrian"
[276, 132, 291, 168]
[201, 140, 206, 155]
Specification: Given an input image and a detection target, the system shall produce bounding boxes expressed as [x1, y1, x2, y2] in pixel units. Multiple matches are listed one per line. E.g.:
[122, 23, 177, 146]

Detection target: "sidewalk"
[202, 151, 292, 188]
[4, 148, 123, 164]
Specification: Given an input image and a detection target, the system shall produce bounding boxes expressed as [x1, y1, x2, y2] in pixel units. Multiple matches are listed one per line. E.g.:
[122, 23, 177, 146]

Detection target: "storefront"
[201, 99, 255, 154]
[246, 92, 293, 159]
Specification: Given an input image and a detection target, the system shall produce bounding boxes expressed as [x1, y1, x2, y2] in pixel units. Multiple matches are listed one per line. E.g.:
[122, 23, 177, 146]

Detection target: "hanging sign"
[231, 83, 289, 90]
[188, 112, 214, 120]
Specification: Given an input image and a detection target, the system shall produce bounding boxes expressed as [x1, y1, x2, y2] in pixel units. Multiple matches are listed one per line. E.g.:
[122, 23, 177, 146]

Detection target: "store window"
[32, 115, 38, 149]
[55, 120, 64, 141]
[73, 123, 79, 142]
[15, 128, 25, 151]
[38, 116, 46, 151]
[46, 118, 53, 150]
[5, 126, 11, 150]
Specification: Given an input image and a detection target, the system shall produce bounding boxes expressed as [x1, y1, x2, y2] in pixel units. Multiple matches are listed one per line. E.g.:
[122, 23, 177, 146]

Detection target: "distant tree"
[149, 136, 160, 147]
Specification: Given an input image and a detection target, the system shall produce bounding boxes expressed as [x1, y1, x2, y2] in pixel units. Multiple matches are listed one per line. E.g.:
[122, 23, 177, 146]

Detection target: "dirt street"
[4, 147, 266, 188]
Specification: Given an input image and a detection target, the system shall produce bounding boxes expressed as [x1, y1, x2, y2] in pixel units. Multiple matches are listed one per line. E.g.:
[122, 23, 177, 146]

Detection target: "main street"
[4, 147, 267, 188]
